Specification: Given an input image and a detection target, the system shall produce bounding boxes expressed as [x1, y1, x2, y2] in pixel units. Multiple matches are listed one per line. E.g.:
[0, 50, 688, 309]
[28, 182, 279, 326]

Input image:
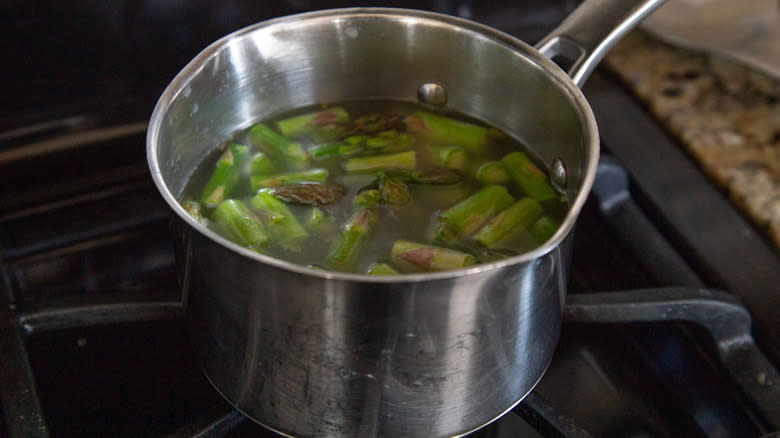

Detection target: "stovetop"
[2, 1, 780, 437]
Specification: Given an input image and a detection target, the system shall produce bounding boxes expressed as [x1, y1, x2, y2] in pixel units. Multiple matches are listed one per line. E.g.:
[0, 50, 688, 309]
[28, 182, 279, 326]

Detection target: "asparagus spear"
[181, 200, 207, 225]
[437, 185, 514, 239]
[531, 216, 560, 243]
[213, 199, 268, 251]
[501, 151, 557, 201]
[343, 150, 416, 174]
[391, 240, 476, 272]
[305, 207, 337, 233]
[328, 207, 378, 271]
[249, 152, 277, 175]
[405, 110, 486, 153]
[473, 198, 544, 247]
[200, 143, 249, 207]
[439, 146, 467, 170]
[475, 161, 509, 185]
[250, 190, 309, 251]
[378, 172, 411, 206]
[272, 183, 344, 206]
[275, 107, 349, 138]
[353, 189, 382, 210]
[248, 124, 309, 169]
[308, 142, 363, 161]
[365, 132, 413, 152]
[251, 168, 328, 190]
[367, 263, 399, 276]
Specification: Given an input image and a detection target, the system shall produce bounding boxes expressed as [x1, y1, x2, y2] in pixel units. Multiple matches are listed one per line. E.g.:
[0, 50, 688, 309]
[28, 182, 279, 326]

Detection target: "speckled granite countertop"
[604, 31, 780, 248]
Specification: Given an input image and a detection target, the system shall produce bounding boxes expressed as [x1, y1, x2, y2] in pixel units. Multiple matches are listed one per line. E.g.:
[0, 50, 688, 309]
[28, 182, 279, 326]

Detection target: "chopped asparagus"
[182, 200, 206, 224]
[378, 172, 411, 206]
[305, 207, 336, 232]
[275, 107, 349, 138]
[251, 168, 328, 190]
[200, 143, 249, 207]
[475, 161, 509, 185]
[438, 185, 514, 238]
[249, 152, 277, 175]
[248, 124, 308, 169]
[213, 199, 268, 251]
[531, 216, 560, 243]
[501, 151, 557, 201]
[391, 240, 476, 272]
[308, 142, 363, 161]
[366, 132, 413, 152]
[473, 198, 544, 247]
[250, 190, 309, 251]
[367, 263, 399, 276]
[328, 208, 378, 270]
[343, 150, 416, 174]
[410, 167, 462, 184]
[439, 146, 467, 170]
[271, 183, 344, 206]
[348, 113, 403, 135]
[353, 189, 382, 210]
[405, 110, 486, 152]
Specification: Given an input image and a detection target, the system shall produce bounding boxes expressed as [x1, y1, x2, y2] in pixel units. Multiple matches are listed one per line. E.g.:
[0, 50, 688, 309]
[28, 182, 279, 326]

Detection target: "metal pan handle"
[536, 0, 667, 87]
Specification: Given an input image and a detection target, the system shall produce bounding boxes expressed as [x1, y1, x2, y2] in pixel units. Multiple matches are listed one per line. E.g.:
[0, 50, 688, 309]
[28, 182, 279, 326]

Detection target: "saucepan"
[147, 1, 665, 436]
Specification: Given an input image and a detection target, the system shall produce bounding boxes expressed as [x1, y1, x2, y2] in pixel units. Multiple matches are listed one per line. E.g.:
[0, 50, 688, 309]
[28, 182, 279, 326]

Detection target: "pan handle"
[535, 0, 667, 87]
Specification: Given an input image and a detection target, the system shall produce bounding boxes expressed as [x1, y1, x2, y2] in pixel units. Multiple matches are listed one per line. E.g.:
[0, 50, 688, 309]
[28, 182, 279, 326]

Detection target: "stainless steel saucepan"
[147, 1, 665, 436]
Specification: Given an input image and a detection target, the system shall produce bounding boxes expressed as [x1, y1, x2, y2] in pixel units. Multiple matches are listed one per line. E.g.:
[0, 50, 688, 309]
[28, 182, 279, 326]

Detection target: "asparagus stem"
[249, 152, 277, 175]
[391, 240, 476, 272]
[248, 123, 309, 169]
[328, 208, 378, 271]
[271, 183, 344, 206]
[251, 168, 328, 190]
[501, 151, 557, 201]
[367, 263, 399, 276]
[473, 198, 544, 247]
[439, 146, 467, 170]
[405, 110, 486, 152]
[438, 185, 514, 238]
[275, 107, 349, 138]
[182, 200, 206, 224]
[200, 143, 249, 207]
[475, 161, 509, 185]
[308, 142, 363, 161]
[213, 199, 268, 251]
[378, 172, 411, 206]
[250, 190, 309, 251]
[305, 207, 336, 233]
[343, 150, 416, 173]
[531, 216, 560, 243]
[352, 189, 382, 210]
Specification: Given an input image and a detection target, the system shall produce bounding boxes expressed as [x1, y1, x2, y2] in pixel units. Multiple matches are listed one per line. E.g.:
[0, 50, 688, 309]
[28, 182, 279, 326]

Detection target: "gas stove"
[2, 1, 779, 437]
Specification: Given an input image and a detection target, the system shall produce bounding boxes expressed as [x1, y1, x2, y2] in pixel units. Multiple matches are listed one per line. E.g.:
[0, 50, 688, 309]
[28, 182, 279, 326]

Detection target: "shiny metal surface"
[417, 82, 448, 106]
[147, 4, 663, 437]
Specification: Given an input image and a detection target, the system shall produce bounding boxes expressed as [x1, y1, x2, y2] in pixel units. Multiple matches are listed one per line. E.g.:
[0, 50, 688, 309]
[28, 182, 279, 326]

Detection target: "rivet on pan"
[417, 83, 448, 106]
[551, 158, 567, 188]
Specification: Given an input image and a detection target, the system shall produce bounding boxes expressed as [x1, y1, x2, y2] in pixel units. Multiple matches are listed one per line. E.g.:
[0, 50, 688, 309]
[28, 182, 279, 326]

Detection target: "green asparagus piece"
[475, 161, 509, 185]
[405, 110, 486, 152]
[213, 199, 268, 251]
[531, 216, 560, 243]
[308, 142, 363, 161]
[271, 183, 344, 206]
[378, 172, 411, 206]
[275, 107, 349, 138]
[367, 263, 399, 276]
[328, 208, 378, 271]
[439, 146, 467, 170]
[181, 200, 206, 224]
[343, 150, 416, 174]
[353, 189, 382, 210]
[473, 198, 544, 247]
[305, 207, 336, 233]
[250, 190, 309, 251]
[410, 167, 463, 184]
[249, 152, 277, 175]
[366, 132, 413, 152]
[501, 151, 557, 201]
[438, 185, 514, 238]
[248, 124, 309, 169]
[251, 168, 328, 190]
[200, 143, 249, 207]
[391, 240, 476, 272]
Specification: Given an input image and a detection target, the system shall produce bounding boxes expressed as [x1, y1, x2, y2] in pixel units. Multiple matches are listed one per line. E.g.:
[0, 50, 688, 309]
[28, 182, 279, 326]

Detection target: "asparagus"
[249, 152, 277, 175]
[200, 143, 249, 207]
[181, 200, 206, 224]
[437, 185, 514, 238]
[391, 240, 476, 272]
[378, 172, 411, 206]
[343, 150, 416, 174]
[328, 207, 378, 270]
[531, 216, 560, 243]
[475, 161, 509, 185]
[213, 199, 268, 251]
[365, 132, 413, 152]
[271, 183, 344, 206]
[439, 146, 467, 170]
[352, 189, 382, 210]
[275, 107, 349, 138]
[305, 207, 336, 233]
[501, 151, 557, 201]
[308, 142, 363, 161]
[367, 263, 399, 276]
[405, 110, 486, 153]
[410, 167, 462, 184]
[251, 168, 328, 190]
[473, 198, 544, 247]
[348, 113, 403, 135]
[248, 124, 309, 169]
[250, 190, 309, 251]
